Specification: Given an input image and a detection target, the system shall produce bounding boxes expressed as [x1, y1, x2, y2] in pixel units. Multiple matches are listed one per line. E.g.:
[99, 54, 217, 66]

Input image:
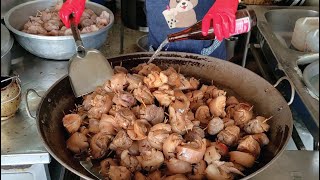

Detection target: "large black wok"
[32, 52, 293, 179]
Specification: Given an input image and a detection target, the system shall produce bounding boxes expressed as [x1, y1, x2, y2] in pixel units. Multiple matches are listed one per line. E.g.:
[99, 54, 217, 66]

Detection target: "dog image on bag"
[162, 0, 198, 29]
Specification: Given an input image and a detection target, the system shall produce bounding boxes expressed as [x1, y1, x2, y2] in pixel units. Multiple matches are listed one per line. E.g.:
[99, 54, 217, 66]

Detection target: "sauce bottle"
[167, 9, 257, 42]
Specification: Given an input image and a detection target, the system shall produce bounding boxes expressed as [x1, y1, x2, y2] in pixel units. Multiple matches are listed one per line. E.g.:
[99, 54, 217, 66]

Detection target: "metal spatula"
[68, 15, 113, 97]
[80, 160, 103, 179]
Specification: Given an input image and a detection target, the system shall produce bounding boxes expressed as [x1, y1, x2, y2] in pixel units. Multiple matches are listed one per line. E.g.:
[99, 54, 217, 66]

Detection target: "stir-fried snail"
[62, 63, 272, 180]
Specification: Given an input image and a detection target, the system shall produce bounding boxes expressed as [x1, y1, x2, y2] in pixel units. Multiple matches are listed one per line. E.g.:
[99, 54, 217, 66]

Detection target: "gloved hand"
[59, 0, 86, 28]
[202, 0, 239, 41]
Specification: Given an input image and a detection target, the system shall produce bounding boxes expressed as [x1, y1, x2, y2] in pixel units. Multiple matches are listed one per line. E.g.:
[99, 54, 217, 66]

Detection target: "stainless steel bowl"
[303, 60, 319, 98]
[4, 0, 114, 60]
[1, 24, 14, 76]
[136, 35, 148, 52]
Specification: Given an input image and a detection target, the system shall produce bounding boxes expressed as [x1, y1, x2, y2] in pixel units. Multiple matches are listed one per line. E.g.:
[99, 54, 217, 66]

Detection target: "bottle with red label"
[167, 9, 257, 42]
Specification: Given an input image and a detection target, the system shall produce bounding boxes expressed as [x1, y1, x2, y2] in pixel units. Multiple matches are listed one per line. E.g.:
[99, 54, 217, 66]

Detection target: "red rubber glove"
[59, 0, 86, 28]
[202, 0, 239, 41]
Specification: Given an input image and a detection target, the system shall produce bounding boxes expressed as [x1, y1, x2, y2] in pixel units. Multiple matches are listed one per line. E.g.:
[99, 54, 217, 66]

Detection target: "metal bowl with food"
[4, 0, 114, 60]
[26, 52, 293, 179]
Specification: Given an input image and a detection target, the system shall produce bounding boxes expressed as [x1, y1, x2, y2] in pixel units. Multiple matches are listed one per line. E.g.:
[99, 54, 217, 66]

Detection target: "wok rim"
[36, 52, 293, 180]
[4, 0, 114, 41]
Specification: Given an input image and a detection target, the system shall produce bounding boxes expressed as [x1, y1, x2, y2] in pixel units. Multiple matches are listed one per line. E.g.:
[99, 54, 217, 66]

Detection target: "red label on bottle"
[231, 17, 251, 36]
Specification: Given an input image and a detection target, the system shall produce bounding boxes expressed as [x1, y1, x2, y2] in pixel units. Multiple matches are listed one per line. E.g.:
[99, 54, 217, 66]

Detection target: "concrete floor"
[98, 12, 147, 58]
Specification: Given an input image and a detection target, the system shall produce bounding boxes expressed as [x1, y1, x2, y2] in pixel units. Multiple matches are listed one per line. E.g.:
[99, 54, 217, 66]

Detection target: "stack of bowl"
[1, 24, 14, 76]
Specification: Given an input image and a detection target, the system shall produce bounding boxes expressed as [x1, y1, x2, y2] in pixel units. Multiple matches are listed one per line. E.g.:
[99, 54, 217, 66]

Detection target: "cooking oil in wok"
[148, 38, 169, 64]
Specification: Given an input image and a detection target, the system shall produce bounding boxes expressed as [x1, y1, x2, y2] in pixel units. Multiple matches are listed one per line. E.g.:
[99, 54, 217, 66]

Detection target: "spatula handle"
[70, 14, 86, 58]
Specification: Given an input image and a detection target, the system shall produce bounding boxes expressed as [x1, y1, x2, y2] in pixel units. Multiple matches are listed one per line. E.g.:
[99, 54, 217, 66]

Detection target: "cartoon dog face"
[170, 0, 198, 12]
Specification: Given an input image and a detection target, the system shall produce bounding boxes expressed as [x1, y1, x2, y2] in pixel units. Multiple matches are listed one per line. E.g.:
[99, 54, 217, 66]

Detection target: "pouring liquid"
[147, 9, 256, 64]
[147, 38, 169, 64]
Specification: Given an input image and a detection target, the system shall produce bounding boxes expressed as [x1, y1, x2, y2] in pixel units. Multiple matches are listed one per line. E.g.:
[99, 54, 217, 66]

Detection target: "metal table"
[1, 44, 68, 180]
[252, 150, 319, 180]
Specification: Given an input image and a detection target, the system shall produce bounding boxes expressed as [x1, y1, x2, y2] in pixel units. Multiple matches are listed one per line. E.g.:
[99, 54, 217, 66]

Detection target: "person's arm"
[59, 0, 86, 28]
[202, 0, 239, 41]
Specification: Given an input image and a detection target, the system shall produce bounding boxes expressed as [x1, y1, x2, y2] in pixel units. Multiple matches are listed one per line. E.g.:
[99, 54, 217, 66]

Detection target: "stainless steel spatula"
[80, 160, 103, 179]
[68, 16, 113, 97]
